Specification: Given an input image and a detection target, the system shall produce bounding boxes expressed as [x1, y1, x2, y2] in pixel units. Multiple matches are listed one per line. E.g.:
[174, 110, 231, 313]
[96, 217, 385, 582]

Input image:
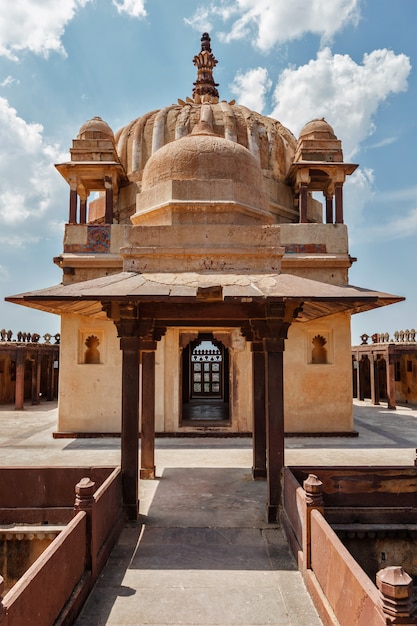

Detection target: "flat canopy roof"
[6, 271, 404, 323]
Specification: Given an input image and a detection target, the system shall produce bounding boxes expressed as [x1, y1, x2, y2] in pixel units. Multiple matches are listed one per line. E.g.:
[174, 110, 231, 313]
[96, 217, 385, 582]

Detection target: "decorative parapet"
[360, 329, 417, 345]
[0, 330, 60, 344]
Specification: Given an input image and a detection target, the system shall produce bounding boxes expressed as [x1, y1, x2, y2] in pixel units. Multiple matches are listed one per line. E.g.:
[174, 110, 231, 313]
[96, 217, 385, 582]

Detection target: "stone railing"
[0, 466, 123, 625]
[282, 467, 417, 625]
[359, 329, 417, 345]
[0, 329, 60, 344]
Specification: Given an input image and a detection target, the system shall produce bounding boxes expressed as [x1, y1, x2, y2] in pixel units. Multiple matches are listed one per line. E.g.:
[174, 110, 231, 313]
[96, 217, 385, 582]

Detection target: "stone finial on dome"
[192, 32, 219, 104]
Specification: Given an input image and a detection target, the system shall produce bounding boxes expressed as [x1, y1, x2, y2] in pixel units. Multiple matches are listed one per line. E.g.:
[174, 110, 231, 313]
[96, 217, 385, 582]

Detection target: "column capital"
[251, 340, 265, 353]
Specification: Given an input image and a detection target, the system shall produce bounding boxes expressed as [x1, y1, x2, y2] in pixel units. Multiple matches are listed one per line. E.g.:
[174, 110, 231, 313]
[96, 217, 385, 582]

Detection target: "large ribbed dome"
[112, 33, 299, 225]
[115, 102, 296, 184]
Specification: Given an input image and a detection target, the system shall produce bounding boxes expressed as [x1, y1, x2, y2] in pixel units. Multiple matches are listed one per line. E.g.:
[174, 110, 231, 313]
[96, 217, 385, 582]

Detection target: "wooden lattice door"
[191, 344, 223, 398]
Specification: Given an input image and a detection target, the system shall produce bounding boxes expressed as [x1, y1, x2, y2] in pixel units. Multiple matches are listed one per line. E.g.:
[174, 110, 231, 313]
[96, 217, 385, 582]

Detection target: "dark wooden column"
[36, 355, 42, 403]
[386, 353, 397, 410]
[107, 301, 161, 521]
[69, 185, 78, 224]
[252, 341, 266, 479]
[120, 335, 140, 520]
[46, 354, 54, 401]
[15, 350, 25, 411]
[251, 303, 297, 523]
[31, 355, 40, 405]
[79, 195, 87, 225]
[140, 346, 156, 480]
[264, 337, 285, 523]
[299, 183, 308, 223]
[104, 177, 113, 224]
[325, 194, 333, 224]
[370, 356, 380, 406]
[358, 357, 365, 401]
[335, 182, 344, 224]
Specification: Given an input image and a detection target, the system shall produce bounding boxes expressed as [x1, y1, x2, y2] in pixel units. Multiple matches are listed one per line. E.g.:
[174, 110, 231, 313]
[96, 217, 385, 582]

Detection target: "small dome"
[142, 126, 264, 192]
[78, 116, 114, 140]
[298, 118, 337, 140]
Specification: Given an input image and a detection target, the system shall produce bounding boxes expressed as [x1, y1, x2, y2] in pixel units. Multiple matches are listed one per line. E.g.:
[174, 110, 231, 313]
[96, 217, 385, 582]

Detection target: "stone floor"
[1, 398, 417, 625]
[181, 399, 230, 424]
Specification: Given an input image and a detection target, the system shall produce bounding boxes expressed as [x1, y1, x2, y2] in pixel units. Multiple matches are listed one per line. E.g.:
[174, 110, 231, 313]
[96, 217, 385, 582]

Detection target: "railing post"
[0, 576, 5, 620]
[74, 477, 96, 574]
[376, 566, 416, 625]
[303, 474, 324, 570]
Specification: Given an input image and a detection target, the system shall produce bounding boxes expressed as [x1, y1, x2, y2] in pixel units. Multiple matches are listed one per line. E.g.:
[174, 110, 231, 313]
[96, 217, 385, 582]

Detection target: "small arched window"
[311, 334, 327, 364]
[84, 335, 100, 364]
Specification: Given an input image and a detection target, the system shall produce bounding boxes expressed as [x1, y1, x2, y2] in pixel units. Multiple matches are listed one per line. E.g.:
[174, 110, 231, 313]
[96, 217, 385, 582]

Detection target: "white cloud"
[187, 0, 361, 51]
[0, 0, 91, 60]
[1, 76, 19, 88]
[352, 205, 417, 244]
[270, 47, 411, 159]
[230, 67, 272, 112]
[343, 167, 375, 231]
[0, 265, 9, 283]
[0, 97, 66, 237]
[112, 0, 147, 18]
[365, 136, 397, 151]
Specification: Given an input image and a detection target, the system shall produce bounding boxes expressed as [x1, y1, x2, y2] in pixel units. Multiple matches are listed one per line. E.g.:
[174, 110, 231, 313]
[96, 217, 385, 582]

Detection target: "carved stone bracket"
[103, 300, 165, 346]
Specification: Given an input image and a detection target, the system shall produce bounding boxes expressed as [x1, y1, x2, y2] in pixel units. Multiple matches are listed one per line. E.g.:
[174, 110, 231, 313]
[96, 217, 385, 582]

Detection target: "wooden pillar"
[372, 357, 380, 406]
[120, 336, 140, 520]
[252, 342, 266, 479]
[335, 183, 343, 224]
[265, 338, 285, 523]
[358, 358, 365, 401]
[104, 177, 113, 224]
[386, 355, 397, 410]
[36, 356, 41, 402]
[140, 347, 156, 479]
[299, 183, 308, 223]
[15, 351, 25, 411]
[370, 355, 376, 405]
[31, 356, 39, 405]
[46, 354, 54, 401]
[69, 185, 78, 224]
[325, 194, 333, 224]
[79, 195, 87, 225]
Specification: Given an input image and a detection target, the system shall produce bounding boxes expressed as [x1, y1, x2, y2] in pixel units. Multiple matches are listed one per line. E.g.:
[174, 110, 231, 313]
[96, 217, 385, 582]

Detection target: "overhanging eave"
[5, 271, 404, 323]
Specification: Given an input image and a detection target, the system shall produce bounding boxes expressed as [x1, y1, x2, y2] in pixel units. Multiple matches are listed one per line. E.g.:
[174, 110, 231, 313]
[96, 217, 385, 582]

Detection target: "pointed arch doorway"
[181, 333, 230, 425]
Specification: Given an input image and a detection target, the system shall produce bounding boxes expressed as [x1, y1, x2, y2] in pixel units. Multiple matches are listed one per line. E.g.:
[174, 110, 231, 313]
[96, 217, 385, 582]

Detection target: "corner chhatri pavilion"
[7, 33, 402, 521]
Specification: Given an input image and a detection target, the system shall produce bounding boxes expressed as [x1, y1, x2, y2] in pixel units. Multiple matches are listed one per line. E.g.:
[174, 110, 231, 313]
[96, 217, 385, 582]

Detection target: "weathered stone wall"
[284, 312, 353, 433]
[58, 314, 122, 433]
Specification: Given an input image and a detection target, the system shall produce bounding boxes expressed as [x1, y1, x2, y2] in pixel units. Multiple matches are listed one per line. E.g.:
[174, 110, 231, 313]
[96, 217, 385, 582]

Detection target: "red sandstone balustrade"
[0, 513, 88, 626]
[0, 466, 123, 624]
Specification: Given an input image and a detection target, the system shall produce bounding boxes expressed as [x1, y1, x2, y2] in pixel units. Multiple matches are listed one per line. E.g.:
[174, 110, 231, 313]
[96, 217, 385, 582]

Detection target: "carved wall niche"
[307, 330, 333, 365]
[79, 330, 105, 365]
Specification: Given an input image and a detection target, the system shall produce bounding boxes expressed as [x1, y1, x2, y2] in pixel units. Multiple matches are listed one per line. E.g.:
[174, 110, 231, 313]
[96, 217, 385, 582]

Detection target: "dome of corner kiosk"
[298, 118, 337, 140]
[77, 116, 115, 141]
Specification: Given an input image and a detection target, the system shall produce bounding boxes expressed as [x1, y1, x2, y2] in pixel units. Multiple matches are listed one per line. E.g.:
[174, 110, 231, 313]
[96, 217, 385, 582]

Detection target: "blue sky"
[0, 0, 416, 343]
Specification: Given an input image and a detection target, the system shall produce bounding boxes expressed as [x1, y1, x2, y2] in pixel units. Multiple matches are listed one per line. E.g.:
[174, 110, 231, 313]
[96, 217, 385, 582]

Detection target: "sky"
[0, 0, 416, 344]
